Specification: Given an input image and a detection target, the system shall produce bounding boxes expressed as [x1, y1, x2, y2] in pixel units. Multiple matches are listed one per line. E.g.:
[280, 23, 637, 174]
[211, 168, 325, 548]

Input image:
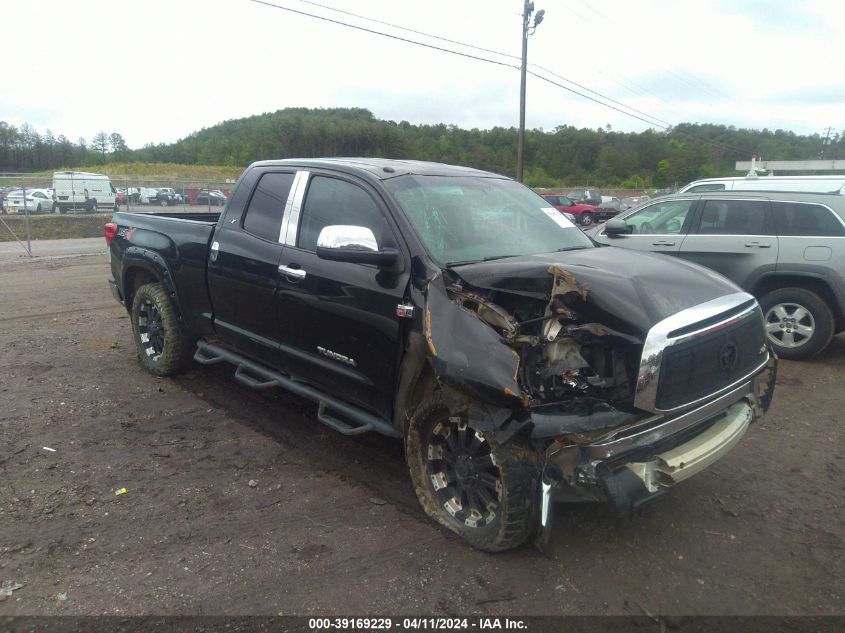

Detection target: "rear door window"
[771, 201, 845, 237]
[242, 172, 295, 242]
[694, 199, 773, 235]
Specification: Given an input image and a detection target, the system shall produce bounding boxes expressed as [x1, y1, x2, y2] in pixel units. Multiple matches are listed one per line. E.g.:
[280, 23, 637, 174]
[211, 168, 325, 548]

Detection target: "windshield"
[384, 175, 592, 266]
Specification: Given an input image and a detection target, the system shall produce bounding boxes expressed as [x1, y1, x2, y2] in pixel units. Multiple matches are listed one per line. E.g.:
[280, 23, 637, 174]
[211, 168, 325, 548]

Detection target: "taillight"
[104, 222, 118, 246]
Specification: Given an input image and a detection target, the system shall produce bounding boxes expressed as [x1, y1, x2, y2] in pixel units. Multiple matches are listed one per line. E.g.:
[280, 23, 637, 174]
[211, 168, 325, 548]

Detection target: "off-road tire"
[130, 282, 193, 376]
[759, 287, 834, 360]
[406, 391, 542, 552]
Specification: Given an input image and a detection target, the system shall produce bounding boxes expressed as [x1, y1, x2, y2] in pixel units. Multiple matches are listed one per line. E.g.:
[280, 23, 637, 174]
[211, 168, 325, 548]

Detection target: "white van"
[678, 175, 845, 194]
[52, 171, 118, 213]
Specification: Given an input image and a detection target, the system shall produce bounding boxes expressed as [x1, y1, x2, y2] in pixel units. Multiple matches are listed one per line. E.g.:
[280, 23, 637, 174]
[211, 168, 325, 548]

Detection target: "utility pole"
[820, 126, 833, 159]
[517, 1, 543, 182]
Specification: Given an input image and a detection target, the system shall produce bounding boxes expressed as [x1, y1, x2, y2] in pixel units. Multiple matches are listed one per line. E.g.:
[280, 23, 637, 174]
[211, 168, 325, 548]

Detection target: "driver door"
[597, 197, 699, 255]
[274, 173, 411, 419]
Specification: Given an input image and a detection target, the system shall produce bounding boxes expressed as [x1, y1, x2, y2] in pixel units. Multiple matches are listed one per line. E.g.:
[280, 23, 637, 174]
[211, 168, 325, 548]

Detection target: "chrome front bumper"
[625, 399, 752, 493]
[537, 351, 776, 539]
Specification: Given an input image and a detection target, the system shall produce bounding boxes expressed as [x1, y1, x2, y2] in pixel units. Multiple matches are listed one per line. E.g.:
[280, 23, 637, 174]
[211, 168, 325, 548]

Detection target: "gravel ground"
[0, 254, 842, 616]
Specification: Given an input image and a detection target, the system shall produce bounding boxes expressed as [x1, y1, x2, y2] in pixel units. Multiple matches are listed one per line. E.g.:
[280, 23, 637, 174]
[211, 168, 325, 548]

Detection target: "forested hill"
[3, 107, 842, 187]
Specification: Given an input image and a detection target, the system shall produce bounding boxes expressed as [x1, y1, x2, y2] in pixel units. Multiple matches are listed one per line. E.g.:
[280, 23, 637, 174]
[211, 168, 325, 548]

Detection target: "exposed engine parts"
[445, 272, 642, 409]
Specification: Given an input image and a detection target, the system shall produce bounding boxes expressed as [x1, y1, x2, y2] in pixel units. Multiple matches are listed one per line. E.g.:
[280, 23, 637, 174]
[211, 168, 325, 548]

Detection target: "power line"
[297, 0, 522, 62]
[246, 0, 755, 157]
[526, 70, 670, 129]
[298, 0, 673, 128]
[571, 0, 733, 102]
[246, 0, 520, 70]
[530, 64, 672, 128]
[251, 0, 675, 130]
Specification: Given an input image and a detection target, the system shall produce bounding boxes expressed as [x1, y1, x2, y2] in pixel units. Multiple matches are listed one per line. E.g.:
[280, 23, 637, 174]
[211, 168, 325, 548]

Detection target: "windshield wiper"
[555, 245, 589, 252]
[446, 254, 520, 267]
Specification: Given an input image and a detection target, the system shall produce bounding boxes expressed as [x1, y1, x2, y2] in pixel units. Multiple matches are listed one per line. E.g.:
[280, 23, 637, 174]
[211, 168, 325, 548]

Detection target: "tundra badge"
[317, 346, 357, 367]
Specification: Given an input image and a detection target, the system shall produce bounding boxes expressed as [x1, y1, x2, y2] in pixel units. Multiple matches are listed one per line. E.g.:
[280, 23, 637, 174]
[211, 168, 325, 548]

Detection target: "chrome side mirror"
[316, 225, 401, 269]
[317, 225, 379, 252]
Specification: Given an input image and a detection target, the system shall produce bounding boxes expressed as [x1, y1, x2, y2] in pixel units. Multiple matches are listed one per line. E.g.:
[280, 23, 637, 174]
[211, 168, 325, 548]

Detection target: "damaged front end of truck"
[416, 247, 777, 545]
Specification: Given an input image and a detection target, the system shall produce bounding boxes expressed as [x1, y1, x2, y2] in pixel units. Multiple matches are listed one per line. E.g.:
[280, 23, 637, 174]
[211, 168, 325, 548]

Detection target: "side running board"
[193, 341, 400, 438]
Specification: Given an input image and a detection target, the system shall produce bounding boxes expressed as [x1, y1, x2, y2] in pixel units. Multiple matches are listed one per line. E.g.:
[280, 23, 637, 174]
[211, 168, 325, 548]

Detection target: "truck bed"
[109, 210, 221, 337]
[116, 210, 221, 223]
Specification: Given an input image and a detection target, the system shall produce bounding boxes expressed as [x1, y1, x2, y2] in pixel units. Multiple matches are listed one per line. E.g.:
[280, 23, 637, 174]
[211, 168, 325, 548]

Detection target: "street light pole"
[517, 1, 543, 183]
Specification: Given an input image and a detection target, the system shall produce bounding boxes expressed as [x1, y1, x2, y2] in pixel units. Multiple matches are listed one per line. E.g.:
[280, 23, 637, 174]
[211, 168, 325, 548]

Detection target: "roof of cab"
[248, 157, 504, 180]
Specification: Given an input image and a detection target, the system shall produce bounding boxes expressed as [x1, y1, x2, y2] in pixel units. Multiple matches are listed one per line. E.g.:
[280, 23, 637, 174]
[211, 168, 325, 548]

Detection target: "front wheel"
[130, 282, 194, 376]
[160, 199, 168, 207]
[759, 288, 834, 360]
[579, 212, 594, 226]
[406, 392, 541, 552]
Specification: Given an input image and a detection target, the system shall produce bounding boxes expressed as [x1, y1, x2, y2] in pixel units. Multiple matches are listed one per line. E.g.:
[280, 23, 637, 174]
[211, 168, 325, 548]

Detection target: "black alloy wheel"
[137, 299, 166, 361]
[426, 418, 502, 528]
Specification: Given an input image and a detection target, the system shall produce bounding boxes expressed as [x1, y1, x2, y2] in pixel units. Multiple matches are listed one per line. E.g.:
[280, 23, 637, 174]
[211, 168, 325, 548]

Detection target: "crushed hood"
[447, 246, 740, 337]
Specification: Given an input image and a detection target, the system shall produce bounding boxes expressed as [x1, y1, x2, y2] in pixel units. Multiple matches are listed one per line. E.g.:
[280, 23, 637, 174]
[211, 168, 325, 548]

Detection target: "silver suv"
[589, 190, 845, 359]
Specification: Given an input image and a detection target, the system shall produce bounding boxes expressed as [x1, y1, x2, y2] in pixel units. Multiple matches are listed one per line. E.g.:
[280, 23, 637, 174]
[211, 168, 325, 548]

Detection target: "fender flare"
[122, 247, 184, 323]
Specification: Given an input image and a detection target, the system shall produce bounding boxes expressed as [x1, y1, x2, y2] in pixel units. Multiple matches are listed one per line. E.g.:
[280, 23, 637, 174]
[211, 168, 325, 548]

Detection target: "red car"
[540, 194, 598, 226]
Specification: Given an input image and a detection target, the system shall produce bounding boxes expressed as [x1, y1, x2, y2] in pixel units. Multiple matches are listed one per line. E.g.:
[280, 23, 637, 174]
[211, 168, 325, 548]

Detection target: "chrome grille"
[635, 293, 769, 413]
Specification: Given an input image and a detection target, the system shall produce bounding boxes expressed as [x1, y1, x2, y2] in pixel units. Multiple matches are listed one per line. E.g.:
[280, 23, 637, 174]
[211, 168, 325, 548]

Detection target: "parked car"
[3, 189, 54, 214]
[540, 194, 598, 226]
[566, 188, 602, 207]
[588, 190, 845, 359]
[195, 189, 227, 206]
[105, 157, 775, 551]
[150, 187, 183, 206]
[678, 175, 845, 194]
[621, 195, 651, 209]
[594, 197, 628, 222]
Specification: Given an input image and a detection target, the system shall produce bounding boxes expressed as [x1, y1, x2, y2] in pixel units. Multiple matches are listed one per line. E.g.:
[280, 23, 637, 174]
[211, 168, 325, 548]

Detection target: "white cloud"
[2, 0, 843, 148]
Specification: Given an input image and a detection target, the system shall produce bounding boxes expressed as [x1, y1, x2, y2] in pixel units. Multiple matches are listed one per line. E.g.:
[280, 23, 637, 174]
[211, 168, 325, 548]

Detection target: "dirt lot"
[0, 255, 843, 617]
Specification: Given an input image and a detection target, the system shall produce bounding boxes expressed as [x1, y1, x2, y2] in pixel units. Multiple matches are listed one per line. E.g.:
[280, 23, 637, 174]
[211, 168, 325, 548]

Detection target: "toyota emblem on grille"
[719, 340, 739, 372]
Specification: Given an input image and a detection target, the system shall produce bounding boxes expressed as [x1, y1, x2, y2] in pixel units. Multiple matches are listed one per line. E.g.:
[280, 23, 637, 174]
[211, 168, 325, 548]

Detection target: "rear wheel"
[130, 282, 194, 376]
[160, 198, 168, 207]
[406, 391, 541, 552]
[759, 287, 834, 360]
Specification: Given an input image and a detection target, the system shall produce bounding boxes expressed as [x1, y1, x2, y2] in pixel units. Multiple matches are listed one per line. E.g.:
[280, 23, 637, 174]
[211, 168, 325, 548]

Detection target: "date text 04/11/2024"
[307, 618, 528, 630]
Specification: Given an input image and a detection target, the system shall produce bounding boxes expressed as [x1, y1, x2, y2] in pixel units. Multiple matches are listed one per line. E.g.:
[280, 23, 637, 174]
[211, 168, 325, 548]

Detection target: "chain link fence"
[0, 174, 236, 255]
[0, 173, 667, 256]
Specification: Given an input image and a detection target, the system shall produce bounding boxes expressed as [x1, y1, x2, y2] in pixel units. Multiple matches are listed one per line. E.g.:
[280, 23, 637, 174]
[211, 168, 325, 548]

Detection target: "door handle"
[652, 240, 675, 246]
[210, 240, 219, 262]
[745, 241, 772, 248]
[278, 264, 306, 279]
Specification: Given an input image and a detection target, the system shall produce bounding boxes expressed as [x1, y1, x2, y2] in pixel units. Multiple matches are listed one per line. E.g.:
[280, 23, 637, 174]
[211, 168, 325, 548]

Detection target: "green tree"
[91, 131, 110, 163]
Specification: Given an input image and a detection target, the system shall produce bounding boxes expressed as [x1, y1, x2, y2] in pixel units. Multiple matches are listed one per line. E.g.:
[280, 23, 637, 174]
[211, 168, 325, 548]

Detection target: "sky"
[3, 0, 844, 149]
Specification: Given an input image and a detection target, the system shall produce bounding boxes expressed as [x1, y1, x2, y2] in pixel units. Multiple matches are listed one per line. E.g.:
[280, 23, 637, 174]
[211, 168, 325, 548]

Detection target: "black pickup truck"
[106, 158, 776, 551]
